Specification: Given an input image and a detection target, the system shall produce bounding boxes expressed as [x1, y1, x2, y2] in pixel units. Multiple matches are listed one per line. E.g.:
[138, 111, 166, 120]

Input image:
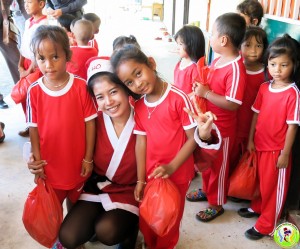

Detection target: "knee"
[58, 227, 78, 249]
[95, 221, 119, 246]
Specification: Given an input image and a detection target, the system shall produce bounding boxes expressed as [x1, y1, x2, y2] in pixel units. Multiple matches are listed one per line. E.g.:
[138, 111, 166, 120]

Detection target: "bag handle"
[247, 151, 257, 168]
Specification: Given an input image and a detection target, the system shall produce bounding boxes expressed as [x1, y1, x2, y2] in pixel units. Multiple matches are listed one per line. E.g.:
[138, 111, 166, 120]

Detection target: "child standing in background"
[174, 25, 205, 96]
[67, 19, 98, 80]
[83, 13, 101, 53]
[57, 13, 76, 45]
[237, 0, 264, 27]
[113, 35, 141, 51]
[186, 13, 246, 222]
[110, 45, 197, 249]
[17, 0, 48, 137]
[230, 26, 269, 172]
[239, 34, 300, 240]
[26, 25, 97, 210]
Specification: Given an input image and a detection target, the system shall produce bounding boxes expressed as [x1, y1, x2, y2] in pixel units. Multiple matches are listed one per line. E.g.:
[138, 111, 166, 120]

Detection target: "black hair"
[113, 35, 141, 51]
[215, 12, 246, 49]
[264, 34, 300, 84]
[241, 26, 268, 62]
[70, 17, 81, 29]
[87, 72, 140, 100]
[174, 25, 205, 62]
[83, 13, 101, 23]
[31, 25, 72, 61]
[57, 14, 76, 32]
[237, 0, 264, 26]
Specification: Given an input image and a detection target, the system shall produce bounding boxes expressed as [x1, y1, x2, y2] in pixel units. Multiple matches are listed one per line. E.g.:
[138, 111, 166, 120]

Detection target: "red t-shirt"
[206, 55, 246, 137]
[237, 68, 266, 138]
[88, 38, 99, 53]
[133, 83, 197, 184]
[252, 81, 300, 151]
[174, 61, 198, 95]
[67, 46, 98, 80]
[27, 74, 98, 189]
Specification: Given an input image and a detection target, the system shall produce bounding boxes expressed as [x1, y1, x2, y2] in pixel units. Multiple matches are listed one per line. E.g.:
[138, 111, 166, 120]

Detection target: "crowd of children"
[7, 0, 300, 248]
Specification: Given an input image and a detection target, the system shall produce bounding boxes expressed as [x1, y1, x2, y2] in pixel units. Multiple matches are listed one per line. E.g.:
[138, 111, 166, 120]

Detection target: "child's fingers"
[192, 97, 203, 116]
[183, 107, 197, 120]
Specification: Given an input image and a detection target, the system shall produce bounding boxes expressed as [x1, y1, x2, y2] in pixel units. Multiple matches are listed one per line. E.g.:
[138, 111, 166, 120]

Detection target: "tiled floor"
[0, 3, 281, 249]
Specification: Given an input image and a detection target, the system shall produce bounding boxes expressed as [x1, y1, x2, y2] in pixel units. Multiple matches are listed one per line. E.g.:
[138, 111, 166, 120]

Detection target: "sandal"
[196, 207, 224, 222]
[186, 189, 207, 202]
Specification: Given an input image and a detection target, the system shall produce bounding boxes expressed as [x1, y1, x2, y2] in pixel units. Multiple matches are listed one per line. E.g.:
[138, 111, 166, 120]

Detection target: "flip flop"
[196, 207, 224, 222]
[186, 188, 207, 202]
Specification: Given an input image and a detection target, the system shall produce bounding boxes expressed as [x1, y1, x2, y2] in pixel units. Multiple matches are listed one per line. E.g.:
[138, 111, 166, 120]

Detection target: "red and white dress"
[26, 74, 97, 190]
[250, 81, 300, 235]
[174, 60, 198, 95]
[202, 55, 246, 206]
[79, 110, 139, 215]
[67, 46, 98, 80]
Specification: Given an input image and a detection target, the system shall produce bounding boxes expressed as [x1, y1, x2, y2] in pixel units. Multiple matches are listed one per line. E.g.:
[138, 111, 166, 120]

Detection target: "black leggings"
[59, 200, 139, 249]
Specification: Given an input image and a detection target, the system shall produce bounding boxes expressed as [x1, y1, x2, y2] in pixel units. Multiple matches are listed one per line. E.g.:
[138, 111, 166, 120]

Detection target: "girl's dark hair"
[174, 25, 205, 62]
[87, 72, 140, 100]
[57, 14, 76, 32]
[113, 35, 141, 51]
[241, 26, 268, 62]
[237, 0, 264, 26]
[31, 25, 72, 61]
[83, 13, 101, 23]
[264, 34, 300, 84]
[215, 12, 246, 49]
[110, 44, 153, 75]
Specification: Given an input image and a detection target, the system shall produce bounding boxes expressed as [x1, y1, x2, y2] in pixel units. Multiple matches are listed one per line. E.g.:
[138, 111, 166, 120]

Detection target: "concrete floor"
[0, 3, 281, 249]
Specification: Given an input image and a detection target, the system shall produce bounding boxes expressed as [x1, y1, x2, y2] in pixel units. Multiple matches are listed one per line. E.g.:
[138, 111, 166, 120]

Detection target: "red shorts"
[53, 182, 85, 204]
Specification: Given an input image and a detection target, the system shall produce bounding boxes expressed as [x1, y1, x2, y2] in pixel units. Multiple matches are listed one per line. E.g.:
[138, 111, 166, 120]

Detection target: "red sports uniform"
[67, 46, 98, 80]
[80, 111, 139, 215]
[231, 68, 266, 169]
[174, 61, 198, 95]
[88, 38, 99, 53]
[250, 82, 300, 235]
[26, 74, 97, 191]
[134, 83, 196, 249]
[203, 55, 246, 205]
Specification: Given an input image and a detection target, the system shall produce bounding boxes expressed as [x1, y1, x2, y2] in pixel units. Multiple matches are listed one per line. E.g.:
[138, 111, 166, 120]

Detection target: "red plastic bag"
[139, 178, 181, 237]
[22, 178, 63, 248]
[228, 151, 259, 200]
[11, 69, 42, 104]
[192, 56, 211, 113]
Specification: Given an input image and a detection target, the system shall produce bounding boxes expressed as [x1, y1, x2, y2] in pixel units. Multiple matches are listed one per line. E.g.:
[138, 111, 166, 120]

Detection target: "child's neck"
[244, 61, 264, 71]
[76, 40, 89, 46]
[271, 80, 292, 89]
[146, 80, 166, 103]
[215, 49, 239, 67]
[32, 13, 44, 21]
[180, 57, 193, 68]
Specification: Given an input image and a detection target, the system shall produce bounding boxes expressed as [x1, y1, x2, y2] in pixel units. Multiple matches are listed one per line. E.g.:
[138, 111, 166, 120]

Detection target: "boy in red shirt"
[67, 19, 98, 80]
[186, 12, 247, 222]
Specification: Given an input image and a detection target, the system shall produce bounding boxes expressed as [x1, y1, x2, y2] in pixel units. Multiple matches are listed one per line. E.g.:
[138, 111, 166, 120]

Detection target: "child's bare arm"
[135, 135, 147, 202]
[247, 113, 258, 152]
[149, 128, 196, 179]
[277, 124, 298, 169]
[81, 119, 96, 177]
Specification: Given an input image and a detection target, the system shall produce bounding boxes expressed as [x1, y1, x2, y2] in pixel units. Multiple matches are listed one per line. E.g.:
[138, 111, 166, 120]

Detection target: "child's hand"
[247, 140, 255, 152]
[277, 153, 289, 169]
[27, 154, 47, 183]
[134, 183, 145, 202]
[81, 161, 93, 177]
[192, 82, 210, 98]
[148, 165, 174, 179]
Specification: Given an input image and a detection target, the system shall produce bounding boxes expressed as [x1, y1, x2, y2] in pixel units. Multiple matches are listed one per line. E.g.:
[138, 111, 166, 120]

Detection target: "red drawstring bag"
[191, 56, 211, 113]
[11, 69, 42, 104]
[139, 178, 181, 237]
[228, 151, 259, 200]
[22, 178, 63, 248]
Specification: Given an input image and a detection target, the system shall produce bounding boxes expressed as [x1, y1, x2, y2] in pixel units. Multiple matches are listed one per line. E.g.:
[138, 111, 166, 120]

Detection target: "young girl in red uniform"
[110, 45, 221, 249]
[174, 25, 205, 96]
[230, 26, 269, 172]
[241, 34, 300, 240]
[26, 25, 97, 207]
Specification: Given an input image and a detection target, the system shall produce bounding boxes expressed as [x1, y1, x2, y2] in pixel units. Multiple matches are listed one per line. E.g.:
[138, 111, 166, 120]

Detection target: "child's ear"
[251, 18, 259, 26]
[40, 0, 46, 9]
[148, 57, 157, 70]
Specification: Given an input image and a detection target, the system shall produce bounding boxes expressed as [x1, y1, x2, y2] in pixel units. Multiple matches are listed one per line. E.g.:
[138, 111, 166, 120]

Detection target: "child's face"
[93, 78, 130, 119]
[176, 37, 188, 59]
[268, 54, 293, 83]
[209, 23, 222, 54]
[92, 20, 101, 35]
[241, 36, 264, 64]
[24, 0, 44, 16]
[35, 39, 67, 83]
[116, 59, 157, 95]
